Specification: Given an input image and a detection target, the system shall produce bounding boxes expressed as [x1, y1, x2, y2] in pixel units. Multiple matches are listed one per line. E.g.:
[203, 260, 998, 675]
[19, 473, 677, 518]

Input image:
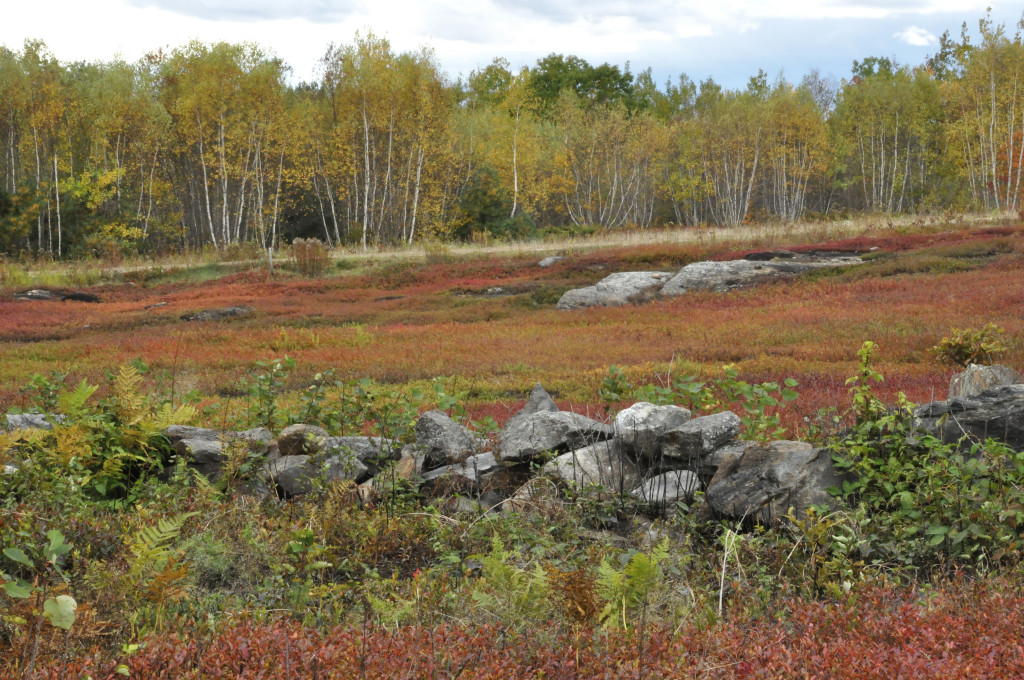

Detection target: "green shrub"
[930, 323, 1008, 367]
[829, 341, 1024, 570]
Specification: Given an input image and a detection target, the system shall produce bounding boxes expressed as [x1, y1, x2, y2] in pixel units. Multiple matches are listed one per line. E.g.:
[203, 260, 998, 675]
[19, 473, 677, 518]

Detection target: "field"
[2, 218, 1023, 426]
[2, 216, 1024, 677]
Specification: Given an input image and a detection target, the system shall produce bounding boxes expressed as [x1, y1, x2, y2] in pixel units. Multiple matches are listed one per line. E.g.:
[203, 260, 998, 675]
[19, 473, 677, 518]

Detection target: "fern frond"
[143, 557, 191, 604]
[152, 402, 197, 430]
[0, 430, 24, 464]
[51, 425, 92, 467]
[114, 365, 146, 422]
[128, 512, 199, 578]
[57, 379, 98, 419]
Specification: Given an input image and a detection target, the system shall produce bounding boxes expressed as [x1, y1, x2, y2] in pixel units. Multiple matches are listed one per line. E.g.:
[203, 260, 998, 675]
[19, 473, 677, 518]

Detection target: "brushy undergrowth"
[2, 333, 1024, 675]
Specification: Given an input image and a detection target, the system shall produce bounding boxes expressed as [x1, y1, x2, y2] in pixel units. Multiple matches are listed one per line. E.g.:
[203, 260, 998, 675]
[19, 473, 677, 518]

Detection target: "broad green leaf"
[3, 548, 33, 569]
[42, 595, 77, 630]
[3, 579, 32, 599]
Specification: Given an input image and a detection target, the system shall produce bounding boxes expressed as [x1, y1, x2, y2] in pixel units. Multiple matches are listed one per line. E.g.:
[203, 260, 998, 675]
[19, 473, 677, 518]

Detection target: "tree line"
[1, 14, 1023, 257]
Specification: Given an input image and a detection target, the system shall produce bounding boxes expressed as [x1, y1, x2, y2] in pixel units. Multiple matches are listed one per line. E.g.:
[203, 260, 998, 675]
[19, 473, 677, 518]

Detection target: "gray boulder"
[659, 412, 741, 464]
[323, 436, 393, 476]
[267, 451, 370, 497]
[915, 384, 1024, 452]
[613, 402, 691, 457]
[420, 452, 499, 490]
[505, 384, 559, 431]
[659, 256, 862, 297]
[5, 413, 59, 431]
[500, 410, 613, 462]
[277, 424, 330, 457]
[416, 410, 484, 469]
[631, 470, 702, 506]
[556, 271, 673, 310]
[180, 305, 255, 322]
[948, 364, 1020, 400]
[14, 289, 63, 301]
[704, 441, 842, 523]
[167, 426, 273, 480]
[542, 439, 641, 494]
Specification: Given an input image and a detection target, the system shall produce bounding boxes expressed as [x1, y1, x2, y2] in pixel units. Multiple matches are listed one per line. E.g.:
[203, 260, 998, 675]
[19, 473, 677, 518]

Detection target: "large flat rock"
[556, 272, 673, 310]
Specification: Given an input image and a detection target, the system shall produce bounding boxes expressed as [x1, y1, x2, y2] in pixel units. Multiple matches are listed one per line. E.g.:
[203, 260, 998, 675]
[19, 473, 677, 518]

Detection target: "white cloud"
[893, 25, 939, 46]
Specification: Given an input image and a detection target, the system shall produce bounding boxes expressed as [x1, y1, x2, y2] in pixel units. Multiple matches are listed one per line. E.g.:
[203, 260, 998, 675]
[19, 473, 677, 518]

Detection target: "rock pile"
[155, 384, 849, 524]
[556, 251, 865, 310]
[6, 363, 1021, 525]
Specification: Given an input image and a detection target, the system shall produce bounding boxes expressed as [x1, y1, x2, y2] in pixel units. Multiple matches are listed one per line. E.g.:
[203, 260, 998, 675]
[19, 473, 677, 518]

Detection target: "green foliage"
[470, 535, 552, 629]
[243, 356, 296, 430]
[596, 538, 668, 629]
[929, 323, 1009, 367]
[830, 341, 1024, 569]
[609, 364, 799, 440]
[1, 366, 195, 507]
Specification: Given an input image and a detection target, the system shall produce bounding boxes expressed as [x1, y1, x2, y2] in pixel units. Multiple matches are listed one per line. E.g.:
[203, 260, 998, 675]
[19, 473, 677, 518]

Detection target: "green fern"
[56, 379, 98, 419]
[128, 512, 199, 578]
[597, 538, 669, 630]
[470, 535, 552, 628]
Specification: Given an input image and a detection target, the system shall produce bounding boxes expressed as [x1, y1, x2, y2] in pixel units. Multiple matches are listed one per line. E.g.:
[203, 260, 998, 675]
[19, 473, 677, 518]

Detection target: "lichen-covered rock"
[5, 413, 59, 431]
[420, 452, 499, 490]
[704, 440, 841, 523]
[542, 439, 641, 493]
[556, 271, 673, 310]
[416, 410, 484, 469]
[167, 426, 273, 479]
[659, 256, 862, 297]
[659, 412, 741, 463]
[631, 470, 702, 505]
[267, 451, 370, 497]
[948, 363, 1021, 400]
[613, 402, 691, 457]
[508, 384, 559, 422]
[499, 411, 613, 462]
[277, 424, 330, 457]
[915, 384, 1024, 452]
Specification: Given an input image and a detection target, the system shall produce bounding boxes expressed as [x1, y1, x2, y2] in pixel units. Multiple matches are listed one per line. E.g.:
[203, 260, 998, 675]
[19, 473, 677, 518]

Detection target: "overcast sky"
[3, 0, 1021, 88]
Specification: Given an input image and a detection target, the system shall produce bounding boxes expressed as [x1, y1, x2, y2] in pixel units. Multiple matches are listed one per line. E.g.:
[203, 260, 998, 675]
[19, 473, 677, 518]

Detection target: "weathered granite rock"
[14, 289, 63, 301]
[165, 426, 273, 479]
[704, 441, 842, 523]
[416, 410, 484, 469]
[556, 271, 673, 310]
[613, 402, 691, 457]
[696, 441, 748, 478]
[659, 256, 862, 297]
[163, 425, 273, 447]
[914, 384, 1024, 452]
[542, 439, 641, 493]
[267, 452, 370, 497]
[6, 413, 58, 431]
[948, 364, 1020, 400]
[500, 411, 613, 462]
[659, 412, 741, 463]
[421, 452, 499, 490]
[278, 424, 330, 457]
[631, 470, 702, 505]
[504, 384, 560, 432]
[180, 306, 255, 322]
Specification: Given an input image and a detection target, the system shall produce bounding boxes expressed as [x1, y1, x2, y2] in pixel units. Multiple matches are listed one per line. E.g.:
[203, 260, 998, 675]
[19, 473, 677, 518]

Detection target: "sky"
[2, 0, 1021, 88]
